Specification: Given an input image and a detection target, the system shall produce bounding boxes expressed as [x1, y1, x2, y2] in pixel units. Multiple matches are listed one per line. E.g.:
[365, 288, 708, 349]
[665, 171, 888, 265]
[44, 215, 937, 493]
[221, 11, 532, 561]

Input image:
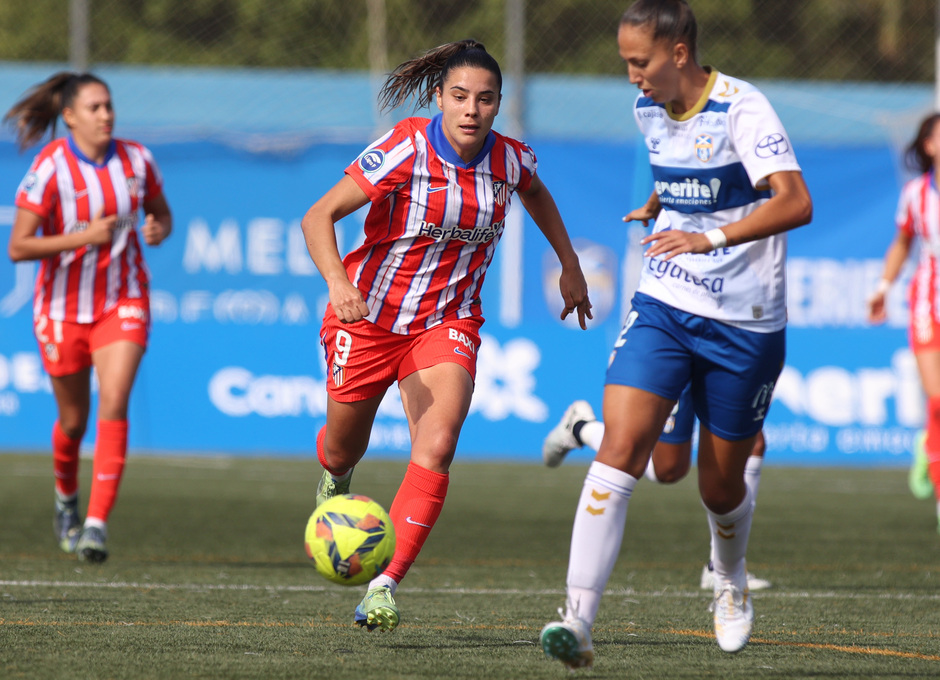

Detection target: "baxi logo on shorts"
[358, 149, 385, 173]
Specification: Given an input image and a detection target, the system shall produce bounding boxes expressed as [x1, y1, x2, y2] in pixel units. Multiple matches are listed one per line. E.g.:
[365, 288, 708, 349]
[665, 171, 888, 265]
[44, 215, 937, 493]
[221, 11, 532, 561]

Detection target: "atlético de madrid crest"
[493, 181, 507, 207]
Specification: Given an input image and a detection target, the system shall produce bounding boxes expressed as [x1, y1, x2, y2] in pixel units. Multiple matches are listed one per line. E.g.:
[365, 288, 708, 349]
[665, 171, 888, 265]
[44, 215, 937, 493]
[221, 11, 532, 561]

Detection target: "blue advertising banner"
[0, 68, 928, 465]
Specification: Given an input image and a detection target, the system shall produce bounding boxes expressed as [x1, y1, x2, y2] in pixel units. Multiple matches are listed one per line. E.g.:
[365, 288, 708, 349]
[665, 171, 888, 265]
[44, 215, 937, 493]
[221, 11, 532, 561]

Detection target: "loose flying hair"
[3, 71, 109, 151]
[378, 39, 502, 113]
[621, 0, 699, 62]
[906, 113, 940, 174]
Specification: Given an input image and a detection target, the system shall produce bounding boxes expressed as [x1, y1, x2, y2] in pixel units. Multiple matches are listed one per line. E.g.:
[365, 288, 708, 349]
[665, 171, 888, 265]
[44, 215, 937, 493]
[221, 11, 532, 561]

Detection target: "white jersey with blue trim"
[634, 69, 801, 332]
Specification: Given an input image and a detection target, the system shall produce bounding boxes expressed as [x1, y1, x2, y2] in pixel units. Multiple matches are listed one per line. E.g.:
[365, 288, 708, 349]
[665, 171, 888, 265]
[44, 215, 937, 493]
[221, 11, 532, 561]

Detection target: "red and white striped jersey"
[15, 136, 163, 324]
[897, 171, 940, 343]
[344, 114, 537, 334]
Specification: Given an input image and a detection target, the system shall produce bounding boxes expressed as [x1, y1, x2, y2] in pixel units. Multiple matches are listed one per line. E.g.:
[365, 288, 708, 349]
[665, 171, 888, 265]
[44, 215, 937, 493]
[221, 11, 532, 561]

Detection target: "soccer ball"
[304, 494, 396, 586]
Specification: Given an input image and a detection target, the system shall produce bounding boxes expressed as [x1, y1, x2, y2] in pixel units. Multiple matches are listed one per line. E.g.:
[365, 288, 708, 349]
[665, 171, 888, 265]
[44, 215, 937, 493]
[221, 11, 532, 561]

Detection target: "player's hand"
[141, 213, 170, 246]
[559, 265, 593, 330]
[328, 278, 371, 323]
[623, 202, 660, 227]
[867, 290, 888, 324]
[640, 229, 714, 261]
[84, 208, 117, 246]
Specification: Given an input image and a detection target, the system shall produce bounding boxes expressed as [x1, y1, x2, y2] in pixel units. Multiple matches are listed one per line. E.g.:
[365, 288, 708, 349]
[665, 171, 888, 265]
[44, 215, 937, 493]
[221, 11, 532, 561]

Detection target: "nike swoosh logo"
[96, 473, 121, 481]
[75, 189, 89, 199]
[405, 516, 432, 528]
[453, 347, 472, 359]
[427, 186, 448, 193]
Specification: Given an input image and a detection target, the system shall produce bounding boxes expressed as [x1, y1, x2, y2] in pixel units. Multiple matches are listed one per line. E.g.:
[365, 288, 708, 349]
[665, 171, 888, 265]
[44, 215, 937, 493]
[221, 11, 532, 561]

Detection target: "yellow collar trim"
[666, 68, 718, 122]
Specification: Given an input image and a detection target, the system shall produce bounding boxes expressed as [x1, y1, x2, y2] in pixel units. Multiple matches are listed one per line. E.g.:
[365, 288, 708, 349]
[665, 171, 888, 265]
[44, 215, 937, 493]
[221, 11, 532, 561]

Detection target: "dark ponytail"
[3, 72, 109, 150]
[378, 39, 502, 113]
[906, 113, 940, 174]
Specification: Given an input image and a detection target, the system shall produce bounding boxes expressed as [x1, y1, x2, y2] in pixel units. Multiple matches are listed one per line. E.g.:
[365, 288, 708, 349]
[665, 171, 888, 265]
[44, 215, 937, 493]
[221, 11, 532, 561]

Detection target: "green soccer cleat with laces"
[354, 585, 400, 631]
[315, 467, 353, 508]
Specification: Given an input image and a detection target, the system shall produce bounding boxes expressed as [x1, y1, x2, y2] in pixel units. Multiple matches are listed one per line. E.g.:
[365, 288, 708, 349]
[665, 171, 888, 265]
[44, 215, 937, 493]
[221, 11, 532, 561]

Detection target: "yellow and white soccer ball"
[304, 494, 396, 586]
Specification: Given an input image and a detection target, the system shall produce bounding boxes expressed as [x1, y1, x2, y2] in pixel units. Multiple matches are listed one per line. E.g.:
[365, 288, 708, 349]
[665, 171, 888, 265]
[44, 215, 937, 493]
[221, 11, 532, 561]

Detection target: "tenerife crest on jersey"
[493, 180, 507, 207]
[695, 134, 714, 162]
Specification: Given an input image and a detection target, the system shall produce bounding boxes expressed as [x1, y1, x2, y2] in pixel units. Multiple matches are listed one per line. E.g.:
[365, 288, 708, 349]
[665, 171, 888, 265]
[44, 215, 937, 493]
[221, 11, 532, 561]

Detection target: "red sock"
[927, 397, 940, 502]
[382, 462, 449, 583]
[53, 421, 82, 497]
[316, 425, 350, 476]
[86, 419, 128, 524]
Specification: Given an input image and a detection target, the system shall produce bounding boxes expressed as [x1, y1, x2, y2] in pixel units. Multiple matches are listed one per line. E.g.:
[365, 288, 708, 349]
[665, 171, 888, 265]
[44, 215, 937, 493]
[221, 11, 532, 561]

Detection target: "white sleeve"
[727, 89, 802, 190]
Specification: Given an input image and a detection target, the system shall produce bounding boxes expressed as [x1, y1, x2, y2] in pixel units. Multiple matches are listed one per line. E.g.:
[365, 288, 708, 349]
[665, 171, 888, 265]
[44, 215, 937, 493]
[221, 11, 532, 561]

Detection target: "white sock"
[579, 420, 605, 452]
[706, 487, 753, 590]
[55, 489, 77, 503]
[565, 461, 637, 627]
[644, 458, 660, 483]
[744, 455, 763, 508]
[333, 468, 353, 483]
[83, 517, 107, 534]
[708, 454, 763, 566]
[368, 573, 398, 595]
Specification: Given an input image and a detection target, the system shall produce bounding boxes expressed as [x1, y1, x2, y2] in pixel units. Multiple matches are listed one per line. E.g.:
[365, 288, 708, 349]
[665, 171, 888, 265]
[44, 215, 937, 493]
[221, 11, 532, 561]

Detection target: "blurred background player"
[5, 72, 173, 563]
[539, 0, 811, 667]
[868, 112, 940, 531]
[301, 39, 592, 632]
[543, 391, 773, 591]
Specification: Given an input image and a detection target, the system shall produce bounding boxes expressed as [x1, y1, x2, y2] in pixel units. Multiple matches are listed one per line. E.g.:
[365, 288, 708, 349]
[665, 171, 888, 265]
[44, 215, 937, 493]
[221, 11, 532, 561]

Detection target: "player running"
[539, 0, 811, 667]
[868, 112, 940, 533]
[302, 39, 592, 632]
[6, 72, 173, 563]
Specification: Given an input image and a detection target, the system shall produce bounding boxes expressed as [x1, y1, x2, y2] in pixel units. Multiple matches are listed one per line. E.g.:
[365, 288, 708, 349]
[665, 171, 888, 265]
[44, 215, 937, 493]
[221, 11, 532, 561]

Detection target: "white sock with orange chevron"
[564, 461, 637, 627]
[706, 487, 754, 590]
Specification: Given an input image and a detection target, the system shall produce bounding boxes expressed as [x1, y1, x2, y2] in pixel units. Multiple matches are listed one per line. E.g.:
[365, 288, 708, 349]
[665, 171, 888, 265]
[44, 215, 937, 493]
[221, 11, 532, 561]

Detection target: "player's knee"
[654, 458, 691, 483]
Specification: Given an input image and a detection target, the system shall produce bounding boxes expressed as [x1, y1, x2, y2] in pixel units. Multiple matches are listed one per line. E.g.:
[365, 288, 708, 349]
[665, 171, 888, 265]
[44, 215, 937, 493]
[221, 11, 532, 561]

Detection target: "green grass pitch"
[1, 453, 938, 679]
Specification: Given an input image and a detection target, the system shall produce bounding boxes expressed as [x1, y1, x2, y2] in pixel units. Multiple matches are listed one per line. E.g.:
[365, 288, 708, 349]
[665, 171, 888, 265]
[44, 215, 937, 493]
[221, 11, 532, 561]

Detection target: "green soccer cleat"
[354, 585, 400, 631]
[540, 612, 594, 671]
[909, 430, 933, 501]
[315, 467, 353, 508]
[53, 495, 82, 554]
[76, 526, 108, 564]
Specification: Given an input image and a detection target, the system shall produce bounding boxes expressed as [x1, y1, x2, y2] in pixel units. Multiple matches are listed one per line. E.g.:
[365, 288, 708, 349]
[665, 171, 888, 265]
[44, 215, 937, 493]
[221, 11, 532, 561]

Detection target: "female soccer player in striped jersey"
[302, 39, 592, 632]
[869, 113, 940, 532]
[6, 72, 172, 563]
[540, 0, 812, 667]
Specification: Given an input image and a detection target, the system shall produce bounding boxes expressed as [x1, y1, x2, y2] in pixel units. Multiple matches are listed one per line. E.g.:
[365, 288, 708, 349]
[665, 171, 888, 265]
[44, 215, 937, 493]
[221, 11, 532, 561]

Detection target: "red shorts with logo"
[319, 309, 482, 402]
[34, 298, 150, 377]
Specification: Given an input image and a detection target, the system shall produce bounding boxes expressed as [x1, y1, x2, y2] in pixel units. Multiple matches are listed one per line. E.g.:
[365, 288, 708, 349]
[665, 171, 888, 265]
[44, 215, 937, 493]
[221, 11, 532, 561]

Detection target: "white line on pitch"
[2, 580, 939, 602]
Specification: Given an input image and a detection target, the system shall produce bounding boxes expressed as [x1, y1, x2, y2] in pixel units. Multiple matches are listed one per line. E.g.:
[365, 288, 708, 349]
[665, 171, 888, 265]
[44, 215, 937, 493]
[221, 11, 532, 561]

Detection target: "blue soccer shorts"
[606, 292, 785, 441]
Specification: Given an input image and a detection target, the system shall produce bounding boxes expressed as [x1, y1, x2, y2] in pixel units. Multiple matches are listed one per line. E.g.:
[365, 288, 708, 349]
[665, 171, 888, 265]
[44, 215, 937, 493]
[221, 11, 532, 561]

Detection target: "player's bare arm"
[141, 193, 173, 246]
[8, 207, 117, 261]
[641, 170, 812, 261]
[868, 230, 912, 324]
[302, 174, 372, 323]
[623, 190, 661, 227]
